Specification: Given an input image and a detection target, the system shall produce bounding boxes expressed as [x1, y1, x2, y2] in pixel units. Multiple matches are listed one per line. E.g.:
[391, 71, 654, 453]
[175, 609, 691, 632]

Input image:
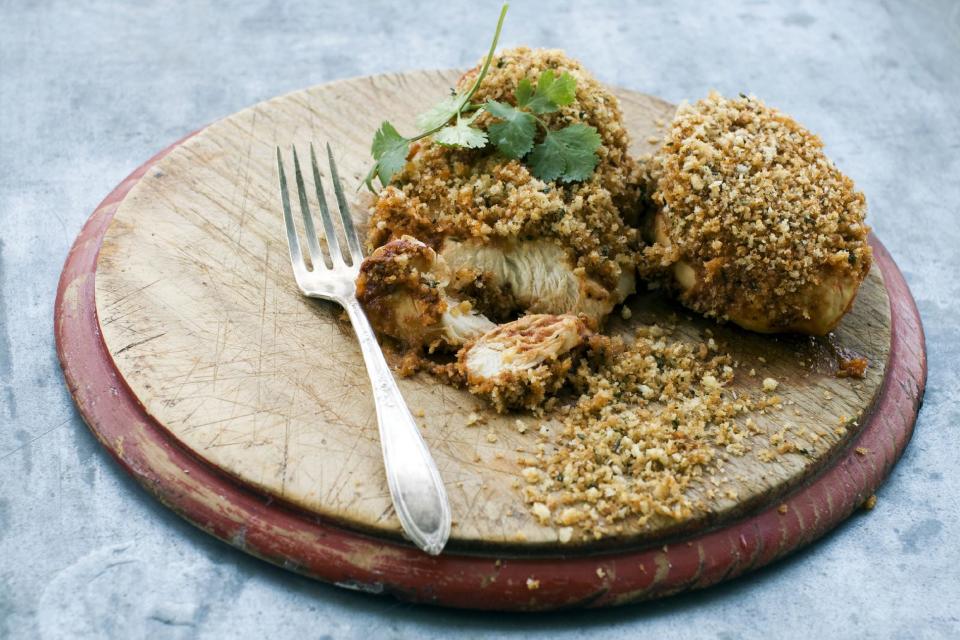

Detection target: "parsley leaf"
[485, 70, 600, 182]
[415, 93, 468, 132]
[362, 6, 600, 190]
[433, 112, 488, 148]
[485, 100, 537, 159]
[525, 70, 577, 114]
[551, 123, 602, 181]
[529, 123, 601, 183]
[527, 134, 565, 182]
[540, 70, 576, 106]
[515, 78, 534, 107]
[369, 121, 410, 188]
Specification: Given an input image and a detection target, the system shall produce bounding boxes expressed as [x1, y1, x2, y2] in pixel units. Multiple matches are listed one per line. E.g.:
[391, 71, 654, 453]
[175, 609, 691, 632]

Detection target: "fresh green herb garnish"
[363, 4, 508, 191]
[369, 122, 410, 188]
[363, 2, 602, 190]
[519, 69, 577, 114]
[485, 69, 601, 182]
[432, 110, 488, 149]
[528, 123, 601, 182]
[485, 99, 537, 159]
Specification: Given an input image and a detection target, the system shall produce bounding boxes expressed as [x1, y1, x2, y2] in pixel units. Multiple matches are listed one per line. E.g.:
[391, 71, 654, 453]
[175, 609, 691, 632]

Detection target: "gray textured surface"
[1, 0, 958, 637]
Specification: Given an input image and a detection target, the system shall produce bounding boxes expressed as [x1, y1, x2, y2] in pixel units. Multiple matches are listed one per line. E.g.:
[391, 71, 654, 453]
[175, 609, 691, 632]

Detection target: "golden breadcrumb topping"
[367, 47, 644, 296]
[643, 91, 872, 331]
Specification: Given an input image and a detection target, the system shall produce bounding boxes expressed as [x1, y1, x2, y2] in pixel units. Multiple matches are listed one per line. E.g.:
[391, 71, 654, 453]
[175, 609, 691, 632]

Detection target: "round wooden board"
[56, 72, 926, 609]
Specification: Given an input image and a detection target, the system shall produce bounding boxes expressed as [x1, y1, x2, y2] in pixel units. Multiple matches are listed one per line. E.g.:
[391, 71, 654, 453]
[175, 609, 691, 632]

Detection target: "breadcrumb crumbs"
[519, 326, 779, 539]
[837, 356, 868, 379]
[531, 502, 551, 524]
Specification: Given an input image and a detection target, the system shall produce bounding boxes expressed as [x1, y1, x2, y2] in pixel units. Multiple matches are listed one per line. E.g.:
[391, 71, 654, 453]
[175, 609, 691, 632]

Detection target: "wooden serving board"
[56, 71, 925, 609]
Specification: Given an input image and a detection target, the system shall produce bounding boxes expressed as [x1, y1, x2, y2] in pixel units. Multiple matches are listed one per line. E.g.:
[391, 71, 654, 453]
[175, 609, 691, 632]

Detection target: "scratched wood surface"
[93, 70, 890, 550]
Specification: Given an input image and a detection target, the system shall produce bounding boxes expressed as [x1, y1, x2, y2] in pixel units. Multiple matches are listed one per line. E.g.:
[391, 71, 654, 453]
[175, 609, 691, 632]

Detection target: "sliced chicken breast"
[459, 314, 589, 412]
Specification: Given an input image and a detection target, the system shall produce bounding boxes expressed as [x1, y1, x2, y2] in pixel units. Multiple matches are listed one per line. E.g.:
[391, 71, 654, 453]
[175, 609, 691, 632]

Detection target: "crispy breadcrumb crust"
[355, 236, 448, 349]
[367, 47, 644, 302]
[643, 91, 872, 333]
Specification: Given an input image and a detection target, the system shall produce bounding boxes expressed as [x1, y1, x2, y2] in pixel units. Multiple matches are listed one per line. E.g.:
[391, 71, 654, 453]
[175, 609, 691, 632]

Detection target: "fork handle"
[343, 298, 452, 555]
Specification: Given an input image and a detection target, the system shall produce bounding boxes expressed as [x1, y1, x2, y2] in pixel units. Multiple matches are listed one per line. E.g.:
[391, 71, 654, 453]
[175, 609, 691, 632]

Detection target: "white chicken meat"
[441, 238, 634, 327]
[459, 314, 589, 412]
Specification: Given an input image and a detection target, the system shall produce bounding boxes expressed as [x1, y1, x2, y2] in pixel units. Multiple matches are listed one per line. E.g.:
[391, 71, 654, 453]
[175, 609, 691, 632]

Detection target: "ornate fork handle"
[343, 298, 451, 555]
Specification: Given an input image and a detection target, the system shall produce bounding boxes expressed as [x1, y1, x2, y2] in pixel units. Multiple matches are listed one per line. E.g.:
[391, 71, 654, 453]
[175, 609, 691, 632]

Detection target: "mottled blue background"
[1, 1, 958, 637]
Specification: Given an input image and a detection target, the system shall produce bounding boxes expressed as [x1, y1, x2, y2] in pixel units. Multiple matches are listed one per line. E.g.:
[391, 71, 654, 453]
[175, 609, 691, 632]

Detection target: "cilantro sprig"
[485, 70, 601, 182]
[363, 2, 603, 190]
[363, 4, 508, 191]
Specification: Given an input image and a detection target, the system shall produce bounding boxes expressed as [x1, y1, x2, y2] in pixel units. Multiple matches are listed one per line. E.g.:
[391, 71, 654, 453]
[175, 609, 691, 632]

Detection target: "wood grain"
[93, 70, 890, 549]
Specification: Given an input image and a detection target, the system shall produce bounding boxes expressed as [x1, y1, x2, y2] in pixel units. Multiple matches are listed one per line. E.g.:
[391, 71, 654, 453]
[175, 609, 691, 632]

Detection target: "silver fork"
[276, 143, 451, 555]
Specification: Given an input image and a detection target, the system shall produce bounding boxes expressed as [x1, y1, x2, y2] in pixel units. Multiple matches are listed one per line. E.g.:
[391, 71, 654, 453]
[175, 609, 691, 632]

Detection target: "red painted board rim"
[54, 131, 927, 611]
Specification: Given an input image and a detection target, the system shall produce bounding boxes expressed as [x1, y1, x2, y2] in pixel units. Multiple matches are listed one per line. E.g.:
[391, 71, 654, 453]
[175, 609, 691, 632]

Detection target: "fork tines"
[276, 143, 364, 274]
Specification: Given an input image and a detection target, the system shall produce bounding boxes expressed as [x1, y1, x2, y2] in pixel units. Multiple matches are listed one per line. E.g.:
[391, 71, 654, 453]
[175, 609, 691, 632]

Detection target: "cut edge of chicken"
[459, 314, 590, 413]
[355, 236, 495, 351]
[440, 238, 635, 329]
